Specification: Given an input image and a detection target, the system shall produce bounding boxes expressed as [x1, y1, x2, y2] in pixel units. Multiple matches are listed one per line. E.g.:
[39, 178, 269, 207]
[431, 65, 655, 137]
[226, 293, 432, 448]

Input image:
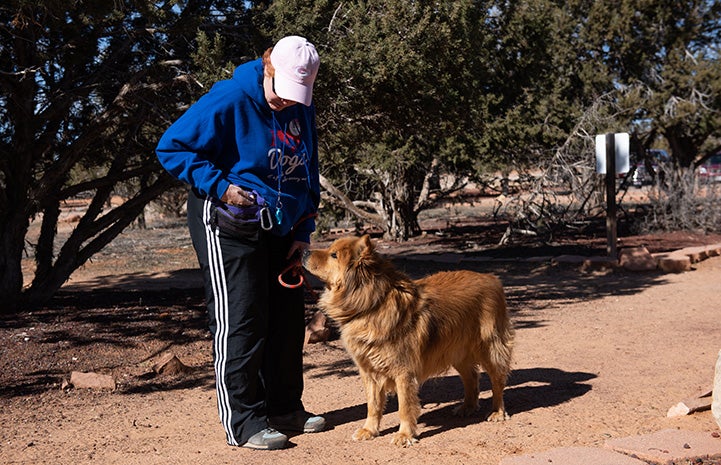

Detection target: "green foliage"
[193, 31, 234, 87]
[296, 0, 719, 238]
[265, 0, 500, 238]
[582, 0, 721, 166]
[264, 0, 616, 238]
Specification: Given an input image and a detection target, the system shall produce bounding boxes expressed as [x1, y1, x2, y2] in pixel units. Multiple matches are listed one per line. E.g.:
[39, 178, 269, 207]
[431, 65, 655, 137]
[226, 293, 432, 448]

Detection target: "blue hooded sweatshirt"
[156, 58, 320, 242]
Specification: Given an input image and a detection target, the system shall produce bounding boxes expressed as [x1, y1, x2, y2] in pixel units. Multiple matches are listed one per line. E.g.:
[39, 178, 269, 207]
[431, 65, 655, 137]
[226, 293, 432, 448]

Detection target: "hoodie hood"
[232, 58, 269, 109]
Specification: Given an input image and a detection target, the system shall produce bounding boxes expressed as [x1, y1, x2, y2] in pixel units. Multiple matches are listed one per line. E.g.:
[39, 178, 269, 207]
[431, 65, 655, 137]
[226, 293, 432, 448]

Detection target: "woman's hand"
[221, 185, 256, 207]
[287, 240, 309, 261]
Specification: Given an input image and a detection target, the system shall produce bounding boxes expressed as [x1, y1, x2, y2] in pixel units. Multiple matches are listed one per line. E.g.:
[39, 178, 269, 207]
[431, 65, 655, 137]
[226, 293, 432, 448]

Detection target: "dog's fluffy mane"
[318, 236, 420, 331]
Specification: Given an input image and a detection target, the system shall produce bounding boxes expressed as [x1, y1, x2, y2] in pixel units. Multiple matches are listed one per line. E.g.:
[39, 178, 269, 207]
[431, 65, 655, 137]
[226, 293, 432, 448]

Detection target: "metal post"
[605, 133, 617, 258]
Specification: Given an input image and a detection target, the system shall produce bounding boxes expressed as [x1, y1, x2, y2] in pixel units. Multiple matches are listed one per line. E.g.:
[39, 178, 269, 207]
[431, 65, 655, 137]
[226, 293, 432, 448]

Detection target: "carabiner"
[259, 206, 273, 231]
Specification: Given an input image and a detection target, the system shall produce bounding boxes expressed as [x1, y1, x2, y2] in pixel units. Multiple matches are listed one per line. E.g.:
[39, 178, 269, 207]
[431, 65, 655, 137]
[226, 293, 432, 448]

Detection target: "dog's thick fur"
[303, 235, 514, 446]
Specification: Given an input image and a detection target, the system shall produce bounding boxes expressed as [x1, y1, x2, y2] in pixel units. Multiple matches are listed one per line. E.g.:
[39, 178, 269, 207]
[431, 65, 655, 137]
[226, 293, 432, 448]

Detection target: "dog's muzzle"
[301, 249, 312, 268]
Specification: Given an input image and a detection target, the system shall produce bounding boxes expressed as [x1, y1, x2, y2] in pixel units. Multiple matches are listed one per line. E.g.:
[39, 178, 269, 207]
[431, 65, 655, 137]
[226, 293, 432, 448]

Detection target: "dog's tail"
[480, 280, 515, 378]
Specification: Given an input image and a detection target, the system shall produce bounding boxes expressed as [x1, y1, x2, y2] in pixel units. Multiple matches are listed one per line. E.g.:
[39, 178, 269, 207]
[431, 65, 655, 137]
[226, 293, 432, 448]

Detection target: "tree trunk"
[34, 200, 61, 285]
[0, 210, 31, 313]
[381, 177, 421, 241]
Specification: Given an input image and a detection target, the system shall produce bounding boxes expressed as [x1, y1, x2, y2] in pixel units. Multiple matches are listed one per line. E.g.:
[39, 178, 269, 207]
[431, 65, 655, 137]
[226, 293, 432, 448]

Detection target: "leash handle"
[278, 261, 305, 289]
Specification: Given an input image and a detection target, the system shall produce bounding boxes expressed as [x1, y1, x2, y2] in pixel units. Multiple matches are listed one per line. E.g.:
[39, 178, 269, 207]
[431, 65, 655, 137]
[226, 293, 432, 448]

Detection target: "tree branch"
[319, 174, 383, 226]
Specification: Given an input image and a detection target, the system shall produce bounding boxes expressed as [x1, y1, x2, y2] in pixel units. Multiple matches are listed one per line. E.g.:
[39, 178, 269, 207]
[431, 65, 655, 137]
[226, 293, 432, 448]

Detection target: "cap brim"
[274, 76, 313, 107]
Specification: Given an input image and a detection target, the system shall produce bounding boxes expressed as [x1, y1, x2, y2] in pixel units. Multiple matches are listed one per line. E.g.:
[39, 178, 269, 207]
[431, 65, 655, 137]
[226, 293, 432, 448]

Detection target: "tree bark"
[0, 210, 30, 312]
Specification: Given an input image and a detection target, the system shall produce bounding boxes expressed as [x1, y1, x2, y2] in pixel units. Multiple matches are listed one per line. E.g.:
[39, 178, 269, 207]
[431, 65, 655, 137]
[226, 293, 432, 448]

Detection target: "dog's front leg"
[352, 370, 386, 441]
[391, 375, 420, 447]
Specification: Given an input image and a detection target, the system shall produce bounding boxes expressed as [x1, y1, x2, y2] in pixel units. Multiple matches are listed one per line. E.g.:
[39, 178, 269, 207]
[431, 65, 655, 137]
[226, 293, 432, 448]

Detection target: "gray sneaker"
[269, 411, 326, 433]
[241, 428, 288, 450]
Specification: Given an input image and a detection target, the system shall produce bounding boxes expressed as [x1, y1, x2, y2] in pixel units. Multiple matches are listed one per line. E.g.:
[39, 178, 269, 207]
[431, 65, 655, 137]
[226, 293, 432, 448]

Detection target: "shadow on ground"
[319, 367, 595, 442]
[390, 255, 671, 330]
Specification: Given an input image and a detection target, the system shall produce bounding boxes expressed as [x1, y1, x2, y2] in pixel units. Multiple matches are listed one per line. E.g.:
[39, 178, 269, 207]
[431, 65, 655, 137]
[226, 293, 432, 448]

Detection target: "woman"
[156, 36, 323, 450]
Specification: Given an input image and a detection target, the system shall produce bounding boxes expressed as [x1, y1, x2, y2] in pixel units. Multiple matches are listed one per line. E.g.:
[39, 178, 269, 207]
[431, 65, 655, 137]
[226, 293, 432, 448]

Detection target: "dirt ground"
[2, 212, 721, 464]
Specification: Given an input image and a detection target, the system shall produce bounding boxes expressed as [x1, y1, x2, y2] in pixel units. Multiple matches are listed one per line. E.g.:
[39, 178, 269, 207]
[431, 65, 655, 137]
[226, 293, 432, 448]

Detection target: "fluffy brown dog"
[302, 235, 514, 446]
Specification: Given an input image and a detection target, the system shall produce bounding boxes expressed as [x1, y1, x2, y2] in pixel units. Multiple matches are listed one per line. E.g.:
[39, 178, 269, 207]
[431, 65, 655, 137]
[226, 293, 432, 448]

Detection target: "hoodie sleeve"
[155, 88, 234, 200]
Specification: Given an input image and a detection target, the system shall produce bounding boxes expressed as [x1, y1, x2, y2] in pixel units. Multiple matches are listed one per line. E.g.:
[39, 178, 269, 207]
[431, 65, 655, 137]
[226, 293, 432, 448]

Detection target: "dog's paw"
[452, 402, 479, 417]
[486, 410, 510, 422]
[352, 428, 378, 441]
[391, 432, 418, 447]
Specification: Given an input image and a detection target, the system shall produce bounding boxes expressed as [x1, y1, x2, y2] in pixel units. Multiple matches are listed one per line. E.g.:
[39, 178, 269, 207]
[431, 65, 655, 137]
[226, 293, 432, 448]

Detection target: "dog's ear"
[358, 234, 374, 255]
[355, 234, 375, 263]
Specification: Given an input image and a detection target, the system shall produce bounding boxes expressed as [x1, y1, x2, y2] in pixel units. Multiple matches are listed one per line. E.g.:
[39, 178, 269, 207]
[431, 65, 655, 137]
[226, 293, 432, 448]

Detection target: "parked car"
[627, 149, 669, 187]
[697, 153, 721, 183]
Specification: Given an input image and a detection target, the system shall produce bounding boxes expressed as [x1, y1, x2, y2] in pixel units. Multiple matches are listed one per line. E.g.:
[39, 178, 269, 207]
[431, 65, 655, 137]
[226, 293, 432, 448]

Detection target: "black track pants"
[186, 189, 305, 446]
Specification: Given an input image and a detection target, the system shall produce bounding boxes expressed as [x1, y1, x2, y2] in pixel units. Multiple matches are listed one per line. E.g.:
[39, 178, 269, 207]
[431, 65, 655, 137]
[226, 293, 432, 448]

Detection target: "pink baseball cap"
[270, 36, 320, 107]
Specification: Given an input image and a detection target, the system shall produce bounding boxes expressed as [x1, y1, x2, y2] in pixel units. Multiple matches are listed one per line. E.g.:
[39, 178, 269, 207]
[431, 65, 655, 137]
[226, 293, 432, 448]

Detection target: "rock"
[619, 247, 657, 271]
[713, 350, 721, 430]
[580, 256, 618, 272]
[682, 246, 710, 263]
[152, 352, 191, 375]
[69, 371, 116, 390]
[675, 243, 721, 262]
[667, 390, 712, 417]
[655, 252, 692, 273]
[707, 245, 721, 257]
